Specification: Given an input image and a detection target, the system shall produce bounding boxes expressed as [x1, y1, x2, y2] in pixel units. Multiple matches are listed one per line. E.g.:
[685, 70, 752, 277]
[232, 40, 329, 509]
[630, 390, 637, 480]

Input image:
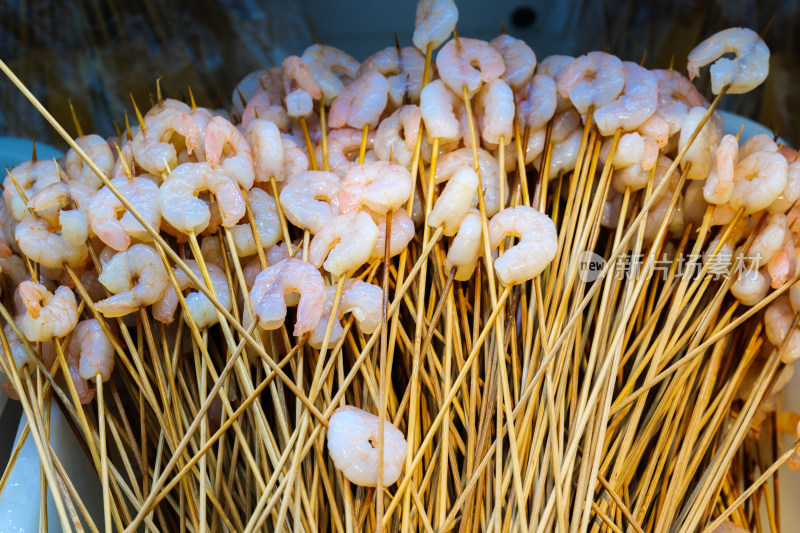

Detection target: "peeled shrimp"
[245, 119, 284, 183]
[3, 159, 61, 221]
[131, 102, 201, 175]
[317, 127, 376, 178]
[301, 44, 361, 104]
[89, 176, 161, 251]
[374, 105, 422, 168]
[309, 279, 382, 349]
[26, 180, 93, 247]
[205, 116, 255, 190]
[749, 213, 788, 265]
[731, 266, 771, 306]
[358, 46, 426, 108]
[476, 78, 514, 145]
[652, 69, 706, 136]
[740, 133, 778, 159]
[489, 34, 536, 91]
[729, 151, 788, 214]
[229, 188, 281, 256]
[18, 281, 79, 342]
[327, 405, 407, 487]
[94, 244, 169, 317]
[1, 317, 37, 377]
[678, 106, 720, 181]
[153, 260, 232, 328]
[15, 212, 88, 269]
[703, 134, 738, 204]
[329, 71, 390, 130]
[281, 134, 311, 183]
[444, 208, 482, 280]
[437, 147, 507, 216]
[557, 52, 625, 116]
[420, 80, 461, 142]
[369, 209, 416, 260]
[687, 27, 769, 94]
[241, 90, 290, 132]
[766, 235, 795, 289]
[594, 61, 658, 136]
[413, 0, 458, 52]
[65, 134, 114, 189]
[279, 170, 341, 233]
[249, 257, 325, 335]
[309, 212, 378, 277]
[517, 74, 557, 132]
[764, 295, 800, 363]
[66, 319, 115, 404]
[488, 206, 558, 285]
[769, 159, 800, 213]
[282, 55, 322, 118]
[339, 161, 413, 215]
[539, 55, 575, 113]
[436, 37, 505, 97]
[428, 166, 479, 235]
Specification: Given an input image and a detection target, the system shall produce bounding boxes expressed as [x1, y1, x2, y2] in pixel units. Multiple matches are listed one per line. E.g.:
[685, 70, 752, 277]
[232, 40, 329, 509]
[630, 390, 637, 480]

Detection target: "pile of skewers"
[1, 0, 799, 531]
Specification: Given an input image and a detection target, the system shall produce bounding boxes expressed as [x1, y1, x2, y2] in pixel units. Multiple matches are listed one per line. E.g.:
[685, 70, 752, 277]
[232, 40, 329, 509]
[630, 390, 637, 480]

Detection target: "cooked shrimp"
[246, 118, 284, 183]
[94, 244, 169, 317]
[241, 90, 290, 132]
[420, 80, 461, 143]
[729, 151, 788, 214]
[301, 44, 361, 104]
[374, 105, 422, 168]
[476, 78, 514, 145]
[413, 0, 458, 52]
[538, 55, 575, 113]
[557, 52, 625, 115]
[281, 134, 311, 183]
[15, 212, 88, 269]
[0, 255, 27, 287]
[766, 235, 795, 289]
[317, 127, 376, 177]
[369, 209, 416, 260]
[541, 128, 583, 177]
[89, 176, 161, 251]
[740, 133, 778, 159]
[327, 405, 407, 487]
[437, 147, 507, 216]
[769, 160, 800, 213]
[329, 71, 390, 130]
[358, 46, 426, 108]
[205, 116, 255, 190]
[687, 27, 769, 94]
[730, 266, 771, 306]
[25, 180, 93, 247]
[444, 208, 481, 280]
[652, 69, 706, 136]
[339, 161, 413, 215]
[517, 74, 557, 132]
[309, 211, 378, 277]
[594, 61, 658, 136]
[249, 257, 325, 335]
[131, 103, 201, 175]
[764, 295, 800, 363]
[282, 55, 322, 106]
[489, 34, 536, 91]
[703, 134, 738, 204]
[3, 159, 61, 221]
[642, 155, 686, 242]
[436, 37, 505, 97]
[309, 279, 382, 349]
[428, 166, 479, 235]
[229, 188, 281, 256]
[683, 180, 709, 229]
[18, 281, 79, 342]
[637, 115, 670, 149]
[152, 260, 232, 328]
[160, 162, 245, 234]
[678, 106, 720, 181]
[749, 213, 788, 265]
[66, 319, 115, 404]
[65, 134, 114, 189]
[488, 206, 558, 285]
[112, 139, 136, 178]
[279, 170, 341, 233]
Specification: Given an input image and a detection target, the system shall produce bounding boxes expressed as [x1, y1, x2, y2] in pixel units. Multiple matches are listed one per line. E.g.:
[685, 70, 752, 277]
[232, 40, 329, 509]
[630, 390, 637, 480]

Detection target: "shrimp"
[329, 71, 390, 130]
[279, 170, 341, 233]
[678, 106, 720, 181]
[89, 176, 161, 251]
[17, 281, 79, 342]
[557, 52, 625, 116]
[428, 166, 479, 235]
[241, 90, 290, 132]
[749, 213, 788, 265]
[309, 279, 382, 349]
[160, 162, 246, 234]
[687, 27, 769, 94]
[489, 34, 536, 91]
[317, 127, 376, 178]
[282, 55, 322, 118]
[15, 213, 88, 269]
[65, 134, 114, 189]
[740, 133, 778, 159]
[488, 206, 558, 285]
[517, 74, 557, 132]
[249, 257, 325, 335]
[703, 134, 738, 204]
[205, 116, 255, 190]
[436, 37, 505, 97]
[281, 134, 311, 183]
[729, 151, 788, 214]
[309, 211, 379, 277]
[540, 128, 583, 178]
[538, 55, 575, 113]
[1, 317, 37, 378]
[131, 102, 201, 175]
[730, 266, 771, 306]
[369, 209, 416, 260]
[684, 180, 709, 230]
[25, 180, 94, 247]
[112, 138, 136, 178]
[475, 79, 514, 145]
[766, 235, 795, 289]
[94, 244, 169, 317]
[301, 44, 361, 104]
[594, 61, 658, 136]
[764, 295, 800, 363]
[152, 260, 232, 328]
[229, 188, 281, 256]
[412, 0, 458, 52]
[327, 405, 407, 487]
[358, 46, 426, 108]
[642, 155, 686, 242]
[437, 147, 507, 217]
[374, 105, 422, 168]
[0, 255, 27, 287]
[339, 161, 413, 215]
[420, 80, 461, 143]
[66, 319, 115, 404]
[769, 159, 800, 213]
[444, 208, 482, 280]
[3, 159, 61, 221]
[652, 69, 707, 136]
[245, 119, 284, 183]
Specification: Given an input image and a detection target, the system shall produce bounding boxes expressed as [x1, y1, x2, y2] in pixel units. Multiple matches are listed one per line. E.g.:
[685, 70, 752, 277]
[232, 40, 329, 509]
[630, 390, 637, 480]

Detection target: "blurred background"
[0, 0, 798, 147]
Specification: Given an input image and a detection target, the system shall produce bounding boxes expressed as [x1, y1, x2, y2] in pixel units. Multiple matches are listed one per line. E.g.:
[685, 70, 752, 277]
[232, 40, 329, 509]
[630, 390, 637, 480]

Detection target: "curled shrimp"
[327, 405, 407, 487]
[729, 150, 788, 214]
[730, 265, 771, 306]
[279, 170, 341, 233]
[281, 134, 311, 183]
[740, 133, 778, 159]
[94, 244, 169, 317]
[65, 134, 114, 189]
[420, 79, 461, 143]
[153, 260, 232, 328]
[249, 257, 325, 335]
[245, 118, 284, 183]
[369, 209, 416, 260]
[282, 55, 322, 118]
[229, 188, 281, 257]
[749, 213, 788, 266]
[358, 46, 426, 108]
[309, 279, 382, 349]
[26, 180, 94, 245]
[160, 162, 245, 234]
[678, 106, 720, 181]
[374, 105, 422, 168]
[703, 134, 738, 204]
[488, 206, 558, 285]
[594, 61, 658, 136]
[3, 159, 61, 221]
[652, 69, 706, 136]
[475, 78, 514, 145]
[489, 34, 536, 91]
[89, 176, 161, 251]
[436, 37, 505, 97]
[66, 319, 115, 404]
[301, 44, 361, 104]
[241, 90, 290, 132]
[339, 161, 413, 215]
[413, 0, 458, 52]
[687, 27, 769, 94]
[205, 116, 255, 190]
[445, 208, 482, 280]
[18, 281, 79, 342]
[329, 71, 390, 130]
[131, 101, 201, 175]
[15, 212, 88, 269]
[769, 159, 800, 213]
[766, 235, 795, 289]
[517, 74, 557, 132]
[316, 127, 376, 178]
[538, 55, 575, 113]
[557, 52, 625, 116]
[309, 211, 379, 277]
[764, 295, 800, 363]
[437, 147, 507, 217]
[428, 166, 479, 235]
